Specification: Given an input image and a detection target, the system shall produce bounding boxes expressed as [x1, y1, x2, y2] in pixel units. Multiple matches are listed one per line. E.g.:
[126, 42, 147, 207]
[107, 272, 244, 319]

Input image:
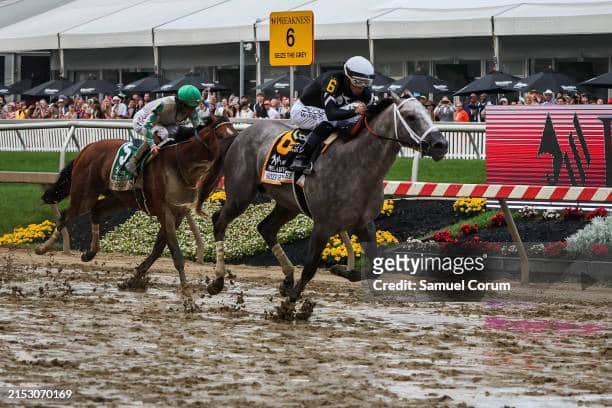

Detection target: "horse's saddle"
[109, 139, 148, 191]
[260, 128, 339, 186]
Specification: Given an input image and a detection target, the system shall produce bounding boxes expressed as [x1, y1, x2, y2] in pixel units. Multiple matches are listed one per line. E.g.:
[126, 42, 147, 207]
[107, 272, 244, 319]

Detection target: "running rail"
[384, 180, 612, 285]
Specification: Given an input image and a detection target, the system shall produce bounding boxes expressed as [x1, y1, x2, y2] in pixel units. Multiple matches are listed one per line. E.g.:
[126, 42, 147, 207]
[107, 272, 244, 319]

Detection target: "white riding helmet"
[344, 56, 375, 88]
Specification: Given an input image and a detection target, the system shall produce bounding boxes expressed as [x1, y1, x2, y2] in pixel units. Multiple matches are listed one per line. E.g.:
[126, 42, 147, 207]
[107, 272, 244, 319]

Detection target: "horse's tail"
[42, 160, 74, 204]
[193, 158, 224, 217]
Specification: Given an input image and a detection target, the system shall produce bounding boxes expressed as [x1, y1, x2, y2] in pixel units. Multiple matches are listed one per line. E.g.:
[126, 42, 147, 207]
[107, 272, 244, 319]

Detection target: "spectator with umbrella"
[61, 79, 118, 97]
[454, 71, 519, 97]
[386, 73, 451, 97]
[510, 71, 579, 95]
[22, 79, 74, 98]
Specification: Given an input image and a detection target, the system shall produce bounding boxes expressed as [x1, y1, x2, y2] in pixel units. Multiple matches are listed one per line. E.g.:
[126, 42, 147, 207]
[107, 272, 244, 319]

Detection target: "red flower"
[591, 244, 609, 257]
[460, 223, 479, 235]
[543, 241, 567, 257]
[562, 207, 584, 220]
[490, 212, 506, 227]
[433, 229, 456, 243]
[586, 207, 608, 220]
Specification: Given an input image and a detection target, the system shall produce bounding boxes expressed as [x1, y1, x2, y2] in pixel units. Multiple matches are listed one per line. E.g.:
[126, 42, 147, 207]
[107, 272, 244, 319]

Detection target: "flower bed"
[101, 201, 313, 261]
[0, 220, 55, 246]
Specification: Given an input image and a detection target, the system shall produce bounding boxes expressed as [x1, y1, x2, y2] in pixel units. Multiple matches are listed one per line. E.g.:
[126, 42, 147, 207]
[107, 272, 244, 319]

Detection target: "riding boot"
[125, 140, 150, 177]
[289, 122, 334, 174]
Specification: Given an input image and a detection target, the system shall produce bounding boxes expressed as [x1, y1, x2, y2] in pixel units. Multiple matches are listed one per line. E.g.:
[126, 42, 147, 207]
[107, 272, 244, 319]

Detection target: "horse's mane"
[193, 114, 236, 216]
[366, 97, 395, 119]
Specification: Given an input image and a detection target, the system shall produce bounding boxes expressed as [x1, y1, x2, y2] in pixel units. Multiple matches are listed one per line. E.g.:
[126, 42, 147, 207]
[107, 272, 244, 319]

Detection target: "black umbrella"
[154, 73, 227, 93]
[23, 79, 74, 97]
[0, 78, 33, 95]
[580, 72, 612, 89]
[258, 74, 313, 97]
[386, 74, 451, 95]
[121, 76, 168, 93]
[510, 71, 580, 94]
[370, 72, 394, 93]
[453, 71, 520, 96]
[61, 79, 119, 96]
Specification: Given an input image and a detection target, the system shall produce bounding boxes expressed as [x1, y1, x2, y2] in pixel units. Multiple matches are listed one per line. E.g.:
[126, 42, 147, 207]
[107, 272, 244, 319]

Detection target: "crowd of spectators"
[420, 89, 611, 123]
[1, 87, 609, 123]
[0, 93, 151, 120]
[196, 91, 291, 120]
[0, 90, 292, 121]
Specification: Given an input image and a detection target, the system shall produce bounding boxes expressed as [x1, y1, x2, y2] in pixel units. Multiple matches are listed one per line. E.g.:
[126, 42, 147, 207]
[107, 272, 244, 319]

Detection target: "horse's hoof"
[330, 265, 363, 282]
[117, 275, 149, 292]
[206, 277, 224, 295]
[34, 246, 47, 255]
[279, 275, 294, 297]
[81, 251, 96, 262]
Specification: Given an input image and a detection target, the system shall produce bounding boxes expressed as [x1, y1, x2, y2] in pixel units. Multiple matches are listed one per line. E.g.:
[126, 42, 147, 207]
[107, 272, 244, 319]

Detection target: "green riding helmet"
[177, 84, 202, 107]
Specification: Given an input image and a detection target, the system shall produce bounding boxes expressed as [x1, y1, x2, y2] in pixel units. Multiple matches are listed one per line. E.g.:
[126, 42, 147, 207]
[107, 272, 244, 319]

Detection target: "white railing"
[0, 119, 486, 170]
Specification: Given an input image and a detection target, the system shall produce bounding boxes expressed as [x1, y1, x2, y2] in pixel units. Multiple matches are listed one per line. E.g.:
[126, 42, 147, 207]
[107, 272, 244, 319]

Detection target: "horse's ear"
[390, 91, 402, 104]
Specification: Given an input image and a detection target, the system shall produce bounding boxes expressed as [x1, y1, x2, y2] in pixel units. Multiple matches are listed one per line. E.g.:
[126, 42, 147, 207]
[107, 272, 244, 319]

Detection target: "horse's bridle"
[173, 119, 234, 186]
[364, 97, 439, 148]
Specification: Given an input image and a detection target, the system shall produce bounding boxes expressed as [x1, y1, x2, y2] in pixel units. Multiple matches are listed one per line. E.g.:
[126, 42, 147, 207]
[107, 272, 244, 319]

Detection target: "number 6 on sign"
[269, 10, 314, 66]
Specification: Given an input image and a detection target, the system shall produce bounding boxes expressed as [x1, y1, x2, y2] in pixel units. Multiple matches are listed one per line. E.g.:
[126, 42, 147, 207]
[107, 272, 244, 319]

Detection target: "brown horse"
[36, 115, 236, 311]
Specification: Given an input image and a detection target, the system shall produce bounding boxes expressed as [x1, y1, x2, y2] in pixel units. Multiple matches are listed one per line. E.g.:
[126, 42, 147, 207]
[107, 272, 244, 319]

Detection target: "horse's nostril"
[433, 141, 448, 151]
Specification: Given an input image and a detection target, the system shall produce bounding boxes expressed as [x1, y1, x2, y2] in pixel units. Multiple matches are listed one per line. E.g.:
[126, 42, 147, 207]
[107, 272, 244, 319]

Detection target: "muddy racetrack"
[0, 248, 610, 407]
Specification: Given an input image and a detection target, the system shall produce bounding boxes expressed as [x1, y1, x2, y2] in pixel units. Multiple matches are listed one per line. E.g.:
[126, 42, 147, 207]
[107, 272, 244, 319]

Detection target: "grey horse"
[203, 93, 448, 300]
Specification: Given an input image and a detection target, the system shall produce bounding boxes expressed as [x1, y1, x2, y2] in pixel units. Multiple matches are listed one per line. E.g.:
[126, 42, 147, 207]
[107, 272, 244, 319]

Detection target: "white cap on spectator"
[112, 96, 121, 101]
[543, 89, 554, 95]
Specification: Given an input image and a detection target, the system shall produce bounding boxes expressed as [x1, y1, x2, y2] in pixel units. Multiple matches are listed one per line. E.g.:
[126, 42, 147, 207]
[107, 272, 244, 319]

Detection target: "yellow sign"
[269, 10, 314, 66]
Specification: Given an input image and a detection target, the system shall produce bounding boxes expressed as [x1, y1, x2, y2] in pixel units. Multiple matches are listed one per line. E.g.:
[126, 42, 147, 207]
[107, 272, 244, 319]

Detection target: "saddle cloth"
[260, 128, 338, 185]
[109, 140, 144, 191]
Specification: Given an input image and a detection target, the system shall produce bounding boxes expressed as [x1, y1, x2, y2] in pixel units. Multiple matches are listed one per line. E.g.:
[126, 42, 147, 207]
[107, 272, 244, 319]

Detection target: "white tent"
[256, 0, 385, 41]
[0, 0, 73, 29]
[494, 1, 612, 36]
[153, 0, 310, 47]
[368, 6, 517, 39]
[0, 0, 144, 52]
[60, 0, 225, 49]
[0, 0, 610, 52]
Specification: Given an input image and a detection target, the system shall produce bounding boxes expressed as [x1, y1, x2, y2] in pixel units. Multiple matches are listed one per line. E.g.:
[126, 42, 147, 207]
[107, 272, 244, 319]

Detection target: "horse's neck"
[171, 136, 216, 186]
[353, 106, 401, 181]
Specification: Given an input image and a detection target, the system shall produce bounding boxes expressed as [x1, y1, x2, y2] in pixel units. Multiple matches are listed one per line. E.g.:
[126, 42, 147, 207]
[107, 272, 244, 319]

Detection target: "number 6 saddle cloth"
[260, 128, 338, 186]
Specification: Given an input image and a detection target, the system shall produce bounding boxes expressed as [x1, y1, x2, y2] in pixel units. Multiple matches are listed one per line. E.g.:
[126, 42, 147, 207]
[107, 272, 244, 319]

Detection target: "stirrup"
[289, 157, 311, 172]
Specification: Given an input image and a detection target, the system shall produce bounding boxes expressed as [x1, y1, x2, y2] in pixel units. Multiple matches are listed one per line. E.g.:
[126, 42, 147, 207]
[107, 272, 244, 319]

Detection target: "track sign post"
[269, 10, 314, 104]
[269, 11, 314, 66]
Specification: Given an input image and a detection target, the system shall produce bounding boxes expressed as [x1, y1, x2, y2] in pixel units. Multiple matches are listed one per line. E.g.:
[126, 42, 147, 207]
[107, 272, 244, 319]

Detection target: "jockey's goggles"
[349, 76, 373, 88]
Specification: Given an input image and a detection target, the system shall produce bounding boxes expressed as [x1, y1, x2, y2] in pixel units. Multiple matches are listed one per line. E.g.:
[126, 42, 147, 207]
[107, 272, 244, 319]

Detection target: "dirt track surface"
[0, 248, 610, 407]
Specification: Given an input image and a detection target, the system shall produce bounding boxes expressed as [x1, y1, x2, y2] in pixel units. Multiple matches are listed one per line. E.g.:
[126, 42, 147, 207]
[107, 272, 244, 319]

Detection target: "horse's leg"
[163, 209, 198, 312]
[352, 221, 378, 282]
[81, 197, 122, 262]
[257, 204, 299, 296]
[288, 224, 332, 301]
[36, 183, 97, 255]
[207, 187, 255, 295]
[118, 226, 166, 290]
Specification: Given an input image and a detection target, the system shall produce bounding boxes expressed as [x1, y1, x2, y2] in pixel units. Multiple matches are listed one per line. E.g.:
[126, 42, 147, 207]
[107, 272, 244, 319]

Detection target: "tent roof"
[494, 1, 612, 36]
[0, 0, 74, 29]
[60, 0, 225, 49]
[369, 5, 516, 39]
[153, 0, 311, 47]
[0, 0, 144, 52]
[0, 0, 610, 52]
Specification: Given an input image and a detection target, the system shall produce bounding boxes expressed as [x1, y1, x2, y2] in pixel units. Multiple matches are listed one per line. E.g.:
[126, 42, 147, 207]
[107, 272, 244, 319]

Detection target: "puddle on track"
[0, 263, 609, 407]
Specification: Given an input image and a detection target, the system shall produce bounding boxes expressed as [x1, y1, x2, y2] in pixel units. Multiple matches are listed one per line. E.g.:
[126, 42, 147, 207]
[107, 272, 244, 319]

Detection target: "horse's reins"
[173, 119, 233, 187]
[364, 97, 439, 148]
